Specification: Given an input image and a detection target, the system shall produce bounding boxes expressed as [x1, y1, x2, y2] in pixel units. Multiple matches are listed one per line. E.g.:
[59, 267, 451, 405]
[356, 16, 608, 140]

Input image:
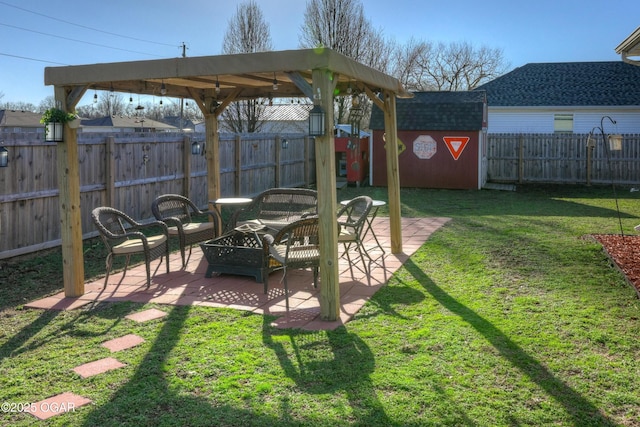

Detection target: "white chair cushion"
[113, 234, 167, 255]
[269, 244, 319, 263]
[338, 228, 356, 242]
[168, 222, 214, 235]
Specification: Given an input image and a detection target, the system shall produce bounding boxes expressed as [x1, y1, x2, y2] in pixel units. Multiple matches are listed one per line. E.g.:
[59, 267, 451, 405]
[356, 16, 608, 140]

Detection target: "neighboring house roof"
[368, 91, 486, 131]
[160, 115, 196, 131]
[616, 26, 640, 65]
[259, 103, 311, 122]
[80, 115, 177, 130]
[0, 109, 43, 128]
[474, 61, 640, 107]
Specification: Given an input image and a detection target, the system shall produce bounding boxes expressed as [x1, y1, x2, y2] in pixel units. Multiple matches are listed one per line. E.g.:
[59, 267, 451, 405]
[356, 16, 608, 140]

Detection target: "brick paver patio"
[26, 217, 449, 330]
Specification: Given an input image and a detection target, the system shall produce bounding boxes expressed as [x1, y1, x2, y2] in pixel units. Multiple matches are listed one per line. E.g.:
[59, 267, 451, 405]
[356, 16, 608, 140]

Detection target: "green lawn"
[1, 184, 639, 426]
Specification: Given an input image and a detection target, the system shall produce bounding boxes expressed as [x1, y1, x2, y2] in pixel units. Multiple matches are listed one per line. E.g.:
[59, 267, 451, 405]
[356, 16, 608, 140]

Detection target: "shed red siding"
[372, 130, 481, 189]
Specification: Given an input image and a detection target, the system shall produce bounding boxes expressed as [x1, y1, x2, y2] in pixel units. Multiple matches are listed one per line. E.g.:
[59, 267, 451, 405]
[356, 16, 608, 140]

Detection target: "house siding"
[488, 108, 640, 134]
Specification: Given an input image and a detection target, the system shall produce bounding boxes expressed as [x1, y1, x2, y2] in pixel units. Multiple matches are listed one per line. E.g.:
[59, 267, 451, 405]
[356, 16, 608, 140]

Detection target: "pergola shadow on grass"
[404, 260, 617, 426]
[2, 185, 640, 426]
[74, 303, 392, 426]
[78, 305, 282, 426]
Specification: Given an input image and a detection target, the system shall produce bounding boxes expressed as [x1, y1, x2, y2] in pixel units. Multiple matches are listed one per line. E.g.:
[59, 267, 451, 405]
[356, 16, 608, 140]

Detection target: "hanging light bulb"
[93, 91, 98, 103]
[160, 80, 167, 96]
[272, 73, 278, 91]
[215, 76, 220, 94]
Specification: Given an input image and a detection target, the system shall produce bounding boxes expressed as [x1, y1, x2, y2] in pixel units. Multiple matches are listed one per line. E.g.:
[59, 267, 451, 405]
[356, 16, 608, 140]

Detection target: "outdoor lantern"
[0, 145, 8, 168]
[45, 122, 64, 142]
[608, 134, 623, 151]
[308, 104, 325, 137]
[281, 138, 289, 149]
[191, 140, 202, 155]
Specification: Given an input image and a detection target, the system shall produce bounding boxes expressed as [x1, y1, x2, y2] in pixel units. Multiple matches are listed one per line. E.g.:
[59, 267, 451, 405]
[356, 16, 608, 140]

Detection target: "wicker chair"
[262, 217, 320, 311]
[91, 207, 170, 288]
[152, 194, 220, 268]
[228, 188, 318, 234]
[337, 196, 373, 273]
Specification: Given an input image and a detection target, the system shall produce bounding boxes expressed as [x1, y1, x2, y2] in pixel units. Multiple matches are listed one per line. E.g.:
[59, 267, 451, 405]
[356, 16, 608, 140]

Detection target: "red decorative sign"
[443, 136, 470, 160]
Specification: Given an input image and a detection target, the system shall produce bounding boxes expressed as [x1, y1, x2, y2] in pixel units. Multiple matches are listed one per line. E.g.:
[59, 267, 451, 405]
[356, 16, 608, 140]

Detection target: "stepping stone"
[24, 296, 93, 311]
[29, 392, 92, 420]
[101, 334, 145, 352]
[125, 308, 168, 323]
[73, 357, 125, 378]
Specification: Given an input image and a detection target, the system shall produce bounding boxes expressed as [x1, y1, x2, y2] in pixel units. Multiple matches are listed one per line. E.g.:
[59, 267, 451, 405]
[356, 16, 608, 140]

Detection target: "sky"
[0, 0, 638, 108]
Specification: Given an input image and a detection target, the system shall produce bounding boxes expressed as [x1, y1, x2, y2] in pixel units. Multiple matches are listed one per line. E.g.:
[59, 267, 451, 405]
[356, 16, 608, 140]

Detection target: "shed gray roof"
[369, 91, 486, 131]
[474, 61, 640, 107]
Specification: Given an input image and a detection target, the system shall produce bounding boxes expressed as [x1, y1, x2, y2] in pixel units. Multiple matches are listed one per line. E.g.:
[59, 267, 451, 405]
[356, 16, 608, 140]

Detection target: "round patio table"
[210, 197, 252, 233]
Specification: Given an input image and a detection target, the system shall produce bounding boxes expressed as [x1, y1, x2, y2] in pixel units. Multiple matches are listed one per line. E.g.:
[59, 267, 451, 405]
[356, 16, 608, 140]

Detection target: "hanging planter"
[608, 134, 623, 151]
[40, 108, 77, 142]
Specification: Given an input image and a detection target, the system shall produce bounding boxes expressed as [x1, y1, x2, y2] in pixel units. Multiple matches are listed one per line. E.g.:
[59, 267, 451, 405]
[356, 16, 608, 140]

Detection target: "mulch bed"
[591, 234, 640, 298]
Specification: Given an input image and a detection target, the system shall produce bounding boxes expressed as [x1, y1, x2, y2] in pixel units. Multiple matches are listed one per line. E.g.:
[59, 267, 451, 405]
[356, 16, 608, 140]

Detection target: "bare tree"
[220, 0, 273, 133]
[222, 0, 272, 54]
[391, 38, 434, 91]
[299, 0, 392, 124]
[81, 92, 128, 117]
[394, 40, 509, 92]
[1, 101, 38, 112]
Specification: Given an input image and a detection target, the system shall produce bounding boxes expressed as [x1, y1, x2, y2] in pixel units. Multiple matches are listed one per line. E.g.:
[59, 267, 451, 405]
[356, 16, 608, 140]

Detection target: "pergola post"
[312, 68, 340, 321]
[55, 85, 85, 297]
[382, 90, 403, 254]
[205, 103, 221, 203]
[205, 98, 222, 232]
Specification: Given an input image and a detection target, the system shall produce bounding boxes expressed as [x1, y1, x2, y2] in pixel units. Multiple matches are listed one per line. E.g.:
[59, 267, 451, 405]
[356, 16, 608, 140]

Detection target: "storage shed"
[369, 91, 488, 189]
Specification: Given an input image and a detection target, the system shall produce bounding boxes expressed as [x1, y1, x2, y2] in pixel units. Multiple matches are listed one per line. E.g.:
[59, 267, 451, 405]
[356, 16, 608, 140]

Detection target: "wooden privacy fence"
[487, 133, 640, 185]
[0, 131, 315, 259]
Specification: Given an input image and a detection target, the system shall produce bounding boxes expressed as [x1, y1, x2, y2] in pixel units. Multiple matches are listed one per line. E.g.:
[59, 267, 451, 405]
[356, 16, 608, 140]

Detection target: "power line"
[0, 51, 68, 65]
[0, 0, 177, 48]
[0, 22, 166, 57]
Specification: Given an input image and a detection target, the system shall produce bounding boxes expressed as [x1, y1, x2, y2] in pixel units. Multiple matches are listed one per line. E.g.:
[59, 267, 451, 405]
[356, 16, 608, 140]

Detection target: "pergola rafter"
[44, 47, 410, 321]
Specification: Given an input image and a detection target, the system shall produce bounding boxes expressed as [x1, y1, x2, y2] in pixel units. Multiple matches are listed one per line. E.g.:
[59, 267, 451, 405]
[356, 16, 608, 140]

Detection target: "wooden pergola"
[44, 48, 411, 321]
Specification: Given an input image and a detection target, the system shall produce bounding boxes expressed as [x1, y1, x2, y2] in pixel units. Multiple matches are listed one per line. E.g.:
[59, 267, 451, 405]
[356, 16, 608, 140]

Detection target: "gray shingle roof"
[474, 61, 640, 107]
[368, 91, 486, 131]
[80, 116, 176, 129]
[0, 109, 43, 127]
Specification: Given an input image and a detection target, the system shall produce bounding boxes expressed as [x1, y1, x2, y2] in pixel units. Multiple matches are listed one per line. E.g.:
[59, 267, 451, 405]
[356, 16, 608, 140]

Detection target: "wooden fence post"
[234, 135, 242, 196]
[105, 136, 115, 207]
[304, 136, 310, 188]
[275, 135, 282, 188]
[183, 134, 192, 198]
[518, 134, 524, 184]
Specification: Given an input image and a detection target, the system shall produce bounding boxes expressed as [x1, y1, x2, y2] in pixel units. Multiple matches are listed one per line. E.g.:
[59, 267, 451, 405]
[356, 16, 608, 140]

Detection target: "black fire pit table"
[200, 224, 280, 291]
